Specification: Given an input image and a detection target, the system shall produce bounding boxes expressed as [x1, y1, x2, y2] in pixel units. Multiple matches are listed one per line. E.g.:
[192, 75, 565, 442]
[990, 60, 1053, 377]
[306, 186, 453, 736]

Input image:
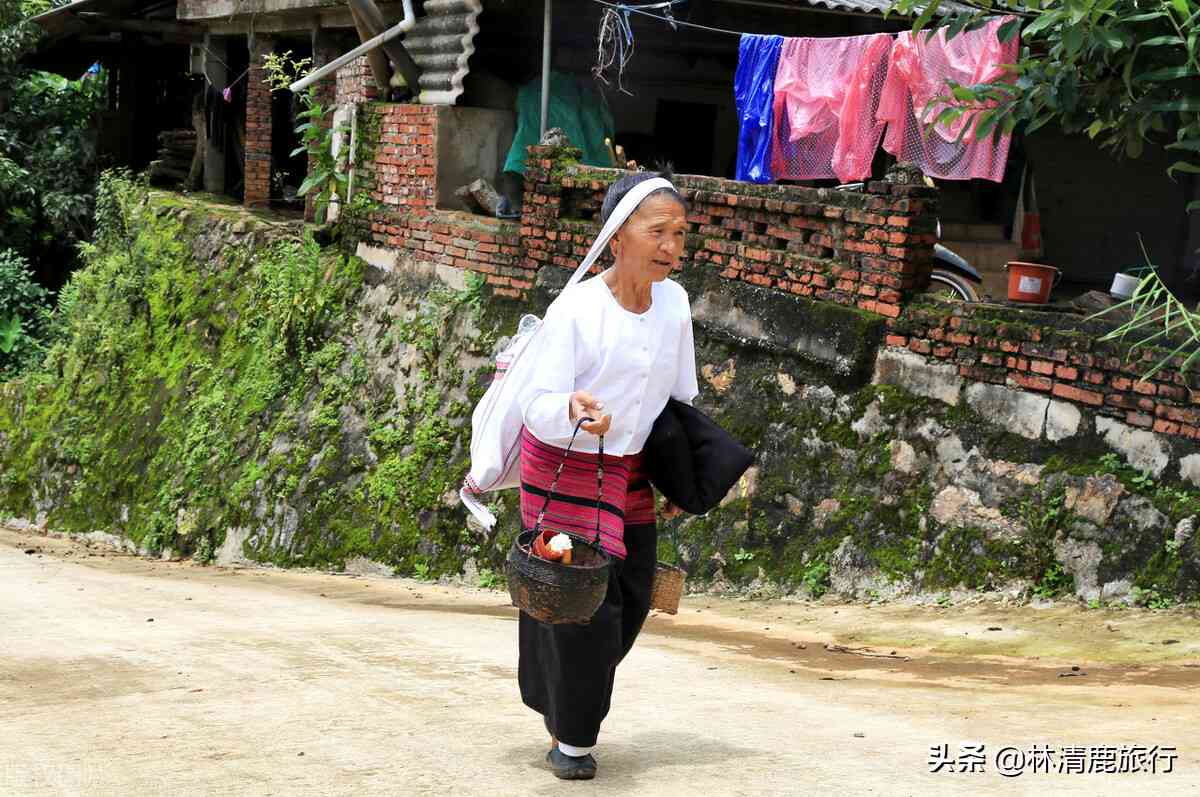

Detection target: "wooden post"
[202, 34, 227, 194]
[347, 0, 421, 95]
[348, 3, 392, 97]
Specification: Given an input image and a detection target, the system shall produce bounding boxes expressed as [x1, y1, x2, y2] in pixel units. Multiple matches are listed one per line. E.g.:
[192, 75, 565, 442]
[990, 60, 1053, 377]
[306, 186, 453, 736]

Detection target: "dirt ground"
[1, 525, 1197, 796]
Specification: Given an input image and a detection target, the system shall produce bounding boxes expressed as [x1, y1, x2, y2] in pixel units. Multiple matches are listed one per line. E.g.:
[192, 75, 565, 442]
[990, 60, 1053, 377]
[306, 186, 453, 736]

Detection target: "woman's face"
[610, 194, 688, 282]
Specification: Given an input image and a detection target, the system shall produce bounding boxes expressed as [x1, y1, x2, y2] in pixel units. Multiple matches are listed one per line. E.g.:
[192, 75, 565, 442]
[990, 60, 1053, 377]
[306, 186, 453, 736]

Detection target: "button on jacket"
[519, 275, 700, 456]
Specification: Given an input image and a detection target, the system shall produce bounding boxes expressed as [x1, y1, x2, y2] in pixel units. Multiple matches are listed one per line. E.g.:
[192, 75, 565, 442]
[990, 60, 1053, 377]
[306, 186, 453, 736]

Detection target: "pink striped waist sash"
[518, 426, 655, 560]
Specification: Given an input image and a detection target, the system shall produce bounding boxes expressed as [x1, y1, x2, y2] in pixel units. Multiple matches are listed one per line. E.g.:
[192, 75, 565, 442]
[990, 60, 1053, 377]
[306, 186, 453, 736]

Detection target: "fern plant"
[1088, 240, 1200, 386]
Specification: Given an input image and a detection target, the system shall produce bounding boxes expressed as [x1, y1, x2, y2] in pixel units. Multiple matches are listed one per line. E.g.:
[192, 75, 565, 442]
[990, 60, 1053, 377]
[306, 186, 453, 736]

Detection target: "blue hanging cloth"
[734, 34, 783, 184]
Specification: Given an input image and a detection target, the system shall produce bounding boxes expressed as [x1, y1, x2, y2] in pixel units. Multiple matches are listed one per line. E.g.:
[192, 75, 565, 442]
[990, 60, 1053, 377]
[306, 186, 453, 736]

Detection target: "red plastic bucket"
[1004, 261, 1060, 303]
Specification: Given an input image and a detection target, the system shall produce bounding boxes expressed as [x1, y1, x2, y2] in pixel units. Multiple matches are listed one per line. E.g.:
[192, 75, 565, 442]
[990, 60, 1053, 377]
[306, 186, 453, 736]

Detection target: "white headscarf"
[562, 177, 676, 292]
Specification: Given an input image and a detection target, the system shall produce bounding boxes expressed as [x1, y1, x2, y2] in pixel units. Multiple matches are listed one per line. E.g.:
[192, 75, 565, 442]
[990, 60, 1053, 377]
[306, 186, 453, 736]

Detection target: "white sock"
[558, 742, 593, 758]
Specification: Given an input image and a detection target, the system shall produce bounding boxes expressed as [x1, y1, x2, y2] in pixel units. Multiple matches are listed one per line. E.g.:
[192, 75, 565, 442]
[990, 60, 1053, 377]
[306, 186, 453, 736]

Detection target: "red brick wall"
[368, 104, 438, 213]
[336, 55, 380, 106]
[520, 146, 936, 320]
[244, 36, 275, 209]
[345, 104, 936, 308]
[886, 304, 1200, 439]
[371, 212, 528, 298]
[338, 103, 1197, 440]
[349, 104, 529, 297]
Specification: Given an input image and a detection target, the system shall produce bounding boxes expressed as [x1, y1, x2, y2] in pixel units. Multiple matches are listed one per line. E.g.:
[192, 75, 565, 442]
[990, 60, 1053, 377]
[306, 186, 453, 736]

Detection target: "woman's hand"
[660, 499, 684, 520]
[569, 390, 612, 436]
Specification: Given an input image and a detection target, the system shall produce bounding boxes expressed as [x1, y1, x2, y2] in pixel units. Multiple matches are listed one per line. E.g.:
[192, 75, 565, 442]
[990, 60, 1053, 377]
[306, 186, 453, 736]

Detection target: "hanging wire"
[222, 67, 251, 102]
[594, 1, 690, 92]
[591, 0, 743, 38]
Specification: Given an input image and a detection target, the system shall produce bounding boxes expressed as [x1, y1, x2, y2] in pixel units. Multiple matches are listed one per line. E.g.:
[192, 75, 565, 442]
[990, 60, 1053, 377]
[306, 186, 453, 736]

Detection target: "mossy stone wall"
[2, 184, 1198, 606]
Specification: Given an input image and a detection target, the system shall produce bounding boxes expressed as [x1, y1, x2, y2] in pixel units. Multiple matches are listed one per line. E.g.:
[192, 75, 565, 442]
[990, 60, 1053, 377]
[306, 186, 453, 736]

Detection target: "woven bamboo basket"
[649, 562, 686, 614]
[506, 529, 611, 624]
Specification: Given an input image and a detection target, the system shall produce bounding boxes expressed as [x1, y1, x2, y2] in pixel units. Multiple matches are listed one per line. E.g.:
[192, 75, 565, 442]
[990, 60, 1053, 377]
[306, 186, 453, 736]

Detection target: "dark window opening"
[653, 100, 717, 176]
[270, 39, 313, 210]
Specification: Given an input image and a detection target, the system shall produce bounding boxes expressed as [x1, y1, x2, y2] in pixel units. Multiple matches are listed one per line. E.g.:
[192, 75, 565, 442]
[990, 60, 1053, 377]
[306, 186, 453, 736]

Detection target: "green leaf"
[947, 12, 973, 40]
[951, 84, 975, 101]
[1167, 160, 1200, 178]
[1188, 199, 1200, 212]
[912, 0, 941, 34]
[1063, 25, 1085, 57]
[297, 171, 325, 197]
[1167, 139, 1200, 152]
[998, 17, 1021, 42]
[975, 109, 1001, 141]
[1123, 11, 1167, 22]
[1172, 0, 1191, 20]
[1123, 47, 1140, 95]
[1021, 12, 1060, 38]
[1086, 119, 1105, 138]
[0, 315, 20, 354]
[1153, 98, 1200, 112]
[1140, 36, 1185, 48]
[1026, 111, 1056, 134]
[289, 145, 309, 158]
[1096, 29, 1125, 50]
[1136, 66, 1197, 82]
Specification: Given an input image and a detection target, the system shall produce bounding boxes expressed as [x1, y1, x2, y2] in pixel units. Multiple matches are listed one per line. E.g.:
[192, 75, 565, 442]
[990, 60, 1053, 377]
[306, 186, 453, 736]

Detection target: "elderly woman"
[516, 171, 698, 781]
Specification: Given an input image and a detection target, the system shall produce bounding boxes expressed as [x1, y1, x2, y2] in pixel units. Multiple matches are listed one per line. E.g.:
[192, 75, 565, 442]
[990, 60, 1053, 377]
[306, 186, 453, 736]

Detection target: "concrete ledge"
[964, 382, 1049, 440]
[686, 269, 886, 387]
[873, 347, 962, 406]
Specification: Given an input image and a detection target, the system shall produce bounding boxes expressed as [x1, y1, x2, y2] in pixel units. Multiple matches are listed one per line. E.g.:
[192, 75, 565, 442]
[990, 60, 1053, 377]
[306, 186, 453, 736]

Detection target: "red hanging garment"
[770, 34, 893, 183]
[876, 17, 1019, 182]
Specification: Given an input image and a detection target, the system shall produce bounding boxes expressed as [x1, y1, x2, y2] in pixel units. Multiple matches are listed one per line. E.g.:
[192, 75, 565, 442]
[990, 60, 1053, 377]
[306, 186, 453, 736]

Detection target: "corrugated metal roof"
[30, 0, 110, 36]
[404, 0, 482, 105]
[810, 0, 975, 15]
[796, 0, 974, 15]
[30, 0, 182, 37]
[738, 0, 977, 17]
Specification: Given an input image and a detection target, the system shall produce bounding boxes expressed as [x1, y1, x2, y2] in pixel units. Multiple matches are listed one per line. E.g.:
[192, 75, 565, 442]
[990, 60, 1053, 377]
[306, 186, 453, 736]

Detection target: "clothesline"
[589, 0, 1009, 41]
[591, 0, 742, 37]
[738, 15, 1017, 184]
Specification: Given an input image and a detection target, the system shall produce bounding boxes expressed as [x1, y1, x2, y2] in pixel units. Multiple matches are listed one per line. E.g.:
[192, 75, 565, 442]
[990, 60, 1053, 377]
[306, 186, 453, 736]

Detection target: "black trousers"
[518, 523, 658, 748]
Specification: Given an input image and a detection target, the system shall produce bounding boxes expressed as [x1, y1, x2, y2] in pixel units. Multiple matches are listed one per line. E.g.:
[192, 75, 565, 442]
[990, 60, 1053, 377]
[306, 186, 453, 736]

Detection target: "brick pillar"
[881, 161, 939, 300]
[244, 35, 275, 209]
[336, 55, 381, 106]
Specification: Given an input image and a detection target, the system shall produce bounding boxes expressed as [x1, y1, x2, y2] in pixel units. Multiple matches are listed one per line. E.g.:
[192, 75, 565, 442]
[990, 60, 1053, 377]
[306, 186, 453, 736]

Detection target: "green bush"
[0, 248, 49, 377]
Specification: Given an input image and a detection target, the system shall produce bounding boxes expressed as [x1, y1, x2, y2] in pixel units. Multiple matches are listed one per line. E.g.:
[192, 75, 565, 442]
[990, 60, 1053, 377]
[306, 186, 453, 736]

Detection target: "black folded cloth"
[643, 399, 755, 516]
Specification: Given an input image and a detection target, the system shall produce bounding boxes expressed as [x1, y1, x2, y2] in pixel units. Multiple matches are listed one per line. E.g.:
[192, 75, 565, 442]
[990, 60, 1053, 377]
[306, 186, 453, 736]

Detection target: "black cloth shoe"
[546, 747, 597, 780]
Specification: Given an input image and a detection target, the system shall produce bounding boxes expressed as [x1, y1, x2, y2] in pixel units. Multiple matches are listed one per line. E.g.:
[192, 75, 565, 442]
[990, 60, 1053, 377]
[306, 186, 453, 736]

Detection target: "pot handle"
[529, 418, 605, 555]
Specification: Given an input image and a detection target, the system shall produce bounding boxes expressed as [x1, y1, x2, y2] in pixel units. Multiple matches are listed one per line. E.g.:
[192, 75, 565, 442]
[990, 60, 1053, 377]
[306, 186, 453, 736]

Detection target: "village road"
[1, 525, 1198, 796]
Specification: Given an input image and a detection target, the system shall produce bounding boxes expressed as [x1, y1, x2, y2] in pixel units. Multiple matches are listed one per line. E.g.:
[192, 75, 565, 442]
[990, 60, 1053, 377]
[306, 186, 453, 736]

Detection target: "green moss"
[0, 177, 506, 576]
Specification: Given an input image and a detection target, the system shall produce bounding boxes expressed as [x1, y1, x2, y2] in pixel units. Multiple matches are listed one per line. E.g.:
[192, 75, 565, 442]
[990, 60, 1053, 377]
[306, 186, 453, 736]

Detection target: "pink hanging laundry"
[771, 34, 893, 183]
[877, 17, 1019, 182]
